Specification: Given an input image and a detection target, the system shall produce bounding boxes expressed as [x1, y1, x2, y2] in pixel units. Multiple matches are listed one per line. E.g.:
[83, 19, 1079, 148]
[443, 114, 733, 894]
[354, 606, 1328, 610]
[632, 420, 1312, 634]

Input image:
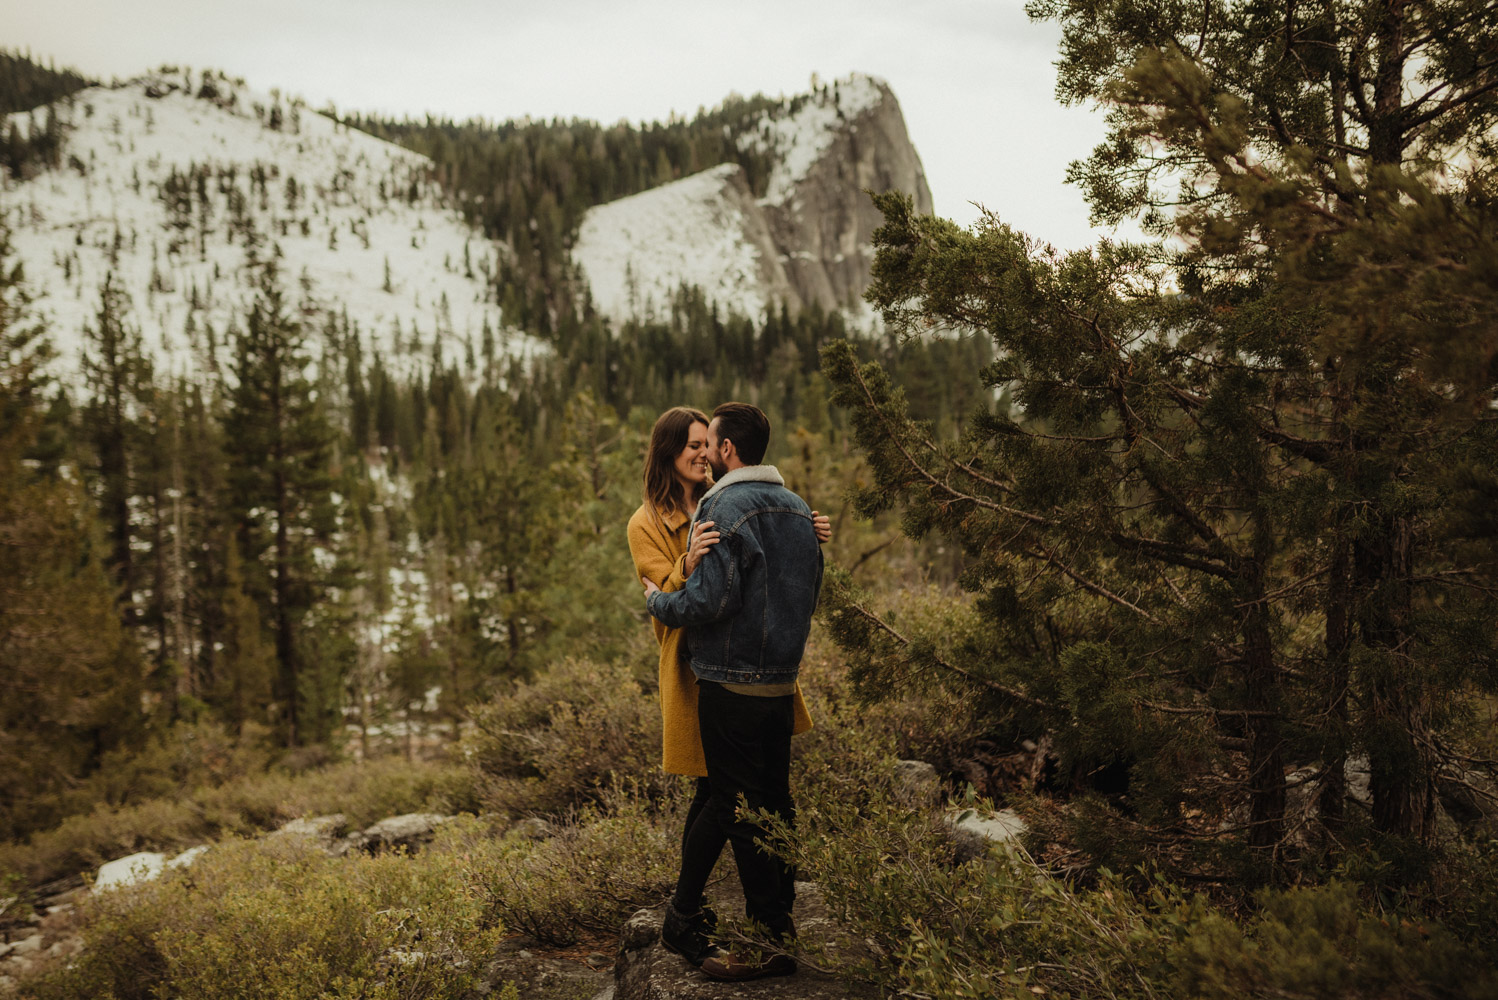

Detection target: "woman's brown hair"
[644, 406, 711, 521]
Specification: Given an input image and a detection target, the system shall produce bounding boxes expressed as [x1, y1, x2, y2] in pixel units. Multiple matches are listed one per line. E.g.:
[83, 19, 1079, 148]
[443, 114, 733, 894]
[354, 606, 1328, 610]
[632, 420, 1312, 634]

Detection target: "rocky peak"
[751, 73, 935, 312]
[572, 72, 933, 325]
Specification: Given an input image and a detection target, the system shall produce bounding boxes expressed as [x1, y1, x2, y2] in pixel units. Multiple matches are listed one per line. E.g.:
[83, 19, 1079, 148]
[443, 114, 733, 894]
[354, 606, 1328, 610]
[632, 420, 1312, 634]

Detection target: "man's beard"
[708, 457, 729, 479]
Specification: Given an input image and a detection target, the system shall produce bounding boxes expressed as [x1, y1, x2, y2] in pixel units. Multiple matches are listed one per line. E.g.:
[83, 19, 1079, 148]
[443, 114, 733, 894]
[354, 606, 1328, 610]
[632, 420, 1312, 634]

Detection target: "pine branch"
[840, 598, 1052, 710]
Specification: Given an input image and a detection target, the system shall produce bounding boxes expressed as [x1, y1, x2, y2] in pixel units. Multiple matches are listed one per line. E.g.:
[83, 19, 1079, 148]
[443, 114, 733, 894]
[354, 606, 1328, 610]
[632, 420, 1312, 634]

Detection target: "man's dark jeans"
[671, 680, 796, 940]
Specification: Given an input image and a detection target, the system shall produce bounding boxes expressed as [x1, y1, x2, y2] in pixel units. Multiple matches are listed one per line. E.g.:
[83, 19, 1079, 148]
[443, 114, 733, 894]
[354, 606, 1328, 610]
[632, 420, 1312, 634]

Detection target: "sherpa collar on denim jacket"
[694, 464, 784, 517]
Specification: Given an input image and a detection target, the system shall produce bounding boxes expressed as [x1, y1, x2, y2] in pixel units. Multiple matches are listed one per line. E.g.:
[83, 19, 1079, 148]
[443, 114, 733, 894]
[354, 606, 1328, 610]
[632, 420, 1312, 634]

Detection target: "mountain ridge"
[2, 66, 933, 375]
[574, 72, 934, 325]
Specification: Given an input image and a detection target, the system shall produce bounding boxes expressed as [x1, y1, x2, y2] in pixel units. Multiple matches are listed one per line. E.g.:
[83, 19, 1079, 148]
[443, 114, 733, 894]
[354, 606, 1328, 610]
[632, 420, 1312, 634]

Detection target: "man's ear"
[720, 437, 734, 461]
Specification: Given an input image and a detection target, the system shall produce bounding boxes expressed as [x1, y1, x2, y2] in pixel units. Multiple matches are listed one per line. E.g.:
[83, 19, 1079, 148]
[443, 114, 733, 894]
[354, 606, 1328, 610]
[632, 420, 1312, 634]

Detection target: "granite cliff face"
[756, 75, 936, 313]
[572, 73, 934, 324]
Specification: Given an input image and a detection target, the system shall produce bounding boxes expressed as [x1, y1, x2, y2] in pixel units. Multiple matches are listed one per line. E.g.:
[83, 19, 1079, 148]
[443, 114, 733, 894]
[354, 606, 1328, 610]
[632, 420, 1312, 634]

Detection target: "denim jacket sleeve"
[646, 527, 741, 628]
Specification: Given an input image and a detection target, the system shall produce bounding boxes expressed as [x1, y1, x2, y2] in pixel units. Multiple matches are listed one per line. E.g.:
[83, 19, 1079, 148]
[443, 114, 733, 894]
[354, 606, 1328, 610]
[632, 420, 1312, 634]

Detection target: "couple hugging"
[627, 402, 829, 982]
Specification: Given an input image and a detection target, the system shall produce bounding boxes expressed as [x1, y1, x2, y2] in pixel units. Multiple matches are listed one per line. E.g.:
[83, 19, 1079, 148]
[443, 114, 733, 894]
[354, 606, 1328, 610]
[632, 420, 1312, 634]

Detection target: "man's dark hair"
[712, 402, 770, 465]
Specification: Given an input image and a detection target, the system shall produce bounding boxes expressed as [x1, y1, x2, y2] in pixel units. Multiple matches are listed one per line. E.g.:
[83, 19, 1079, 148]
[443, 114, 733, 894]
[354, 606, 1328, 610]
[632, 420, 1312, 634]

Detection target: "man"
[641, 402, 823, 982]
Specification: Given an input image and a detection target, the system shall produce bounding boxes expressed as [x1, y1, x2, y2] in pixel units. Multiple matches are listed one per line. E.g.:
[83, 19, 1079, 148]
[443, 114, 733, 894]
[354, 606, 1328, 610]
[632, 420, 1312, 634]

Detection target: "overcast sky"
[6, 0, 1127, 250]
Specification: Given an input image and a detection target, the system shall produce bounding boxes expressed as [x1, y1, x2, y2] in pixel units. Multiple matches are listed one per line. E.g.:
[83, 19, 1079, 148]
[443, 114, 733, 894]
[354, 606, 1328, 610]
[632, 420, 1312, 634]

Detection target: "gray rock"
[272, 814, 356, 856]
[272, 813, 348, 841]
[94, 852, 166, 891]
[574, 74, 933, 327]
[1345, 755, 1373, 806]
[359, 813, 452, 854]
[892, 760, 941, 810]
[620, 908, 662, 952]
[946, 807, 1028, 864]
[761, 79, 934, 314]
[507, 817, 556, 841]
[11, 934, 42, 957]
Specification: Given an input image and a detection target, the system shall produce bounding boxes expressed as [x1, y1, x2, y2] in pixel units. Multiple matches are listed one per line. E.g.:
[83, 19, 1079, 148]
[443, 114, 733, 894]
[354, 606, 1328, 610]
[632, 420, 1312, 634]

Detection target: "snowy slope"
[572, 162, 794, 323]
[572, 72, 916, 327]
[2, 72, 540, 377]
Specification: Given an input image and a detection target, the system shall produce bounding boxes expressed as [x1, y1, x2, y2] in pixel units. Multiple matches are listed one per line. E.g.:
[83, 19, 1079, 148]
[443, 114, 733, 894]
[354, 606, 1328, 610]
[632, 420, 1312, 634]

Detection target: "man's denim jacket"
[646, 465, 823, 685]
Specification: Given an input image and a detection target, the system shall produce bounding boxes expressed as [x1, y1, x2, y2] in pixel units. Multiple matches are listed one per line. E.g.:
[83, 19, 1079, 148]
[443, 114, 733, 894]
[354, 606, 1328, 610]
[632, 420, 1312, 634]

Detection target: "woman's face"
[673, 421, 711, 489]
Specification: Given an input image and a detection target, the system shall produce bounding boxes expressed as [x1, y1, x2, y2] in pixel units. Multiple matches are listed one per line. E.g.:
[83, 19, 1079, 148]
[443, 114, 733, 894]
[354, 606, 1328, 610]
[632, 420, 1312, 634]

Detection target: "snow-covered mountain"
[573, 73, 934, 325]
[1, 70, 538, 377]
[2, 68, 934, 376]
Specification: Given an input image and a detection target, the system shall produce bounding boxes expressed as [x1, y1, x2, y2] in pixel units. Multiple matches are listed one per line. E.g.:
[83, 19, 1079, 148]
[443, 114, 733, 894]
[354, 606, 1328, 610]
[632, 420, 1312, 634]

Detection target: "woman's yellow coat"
[627, 503, 812, 776]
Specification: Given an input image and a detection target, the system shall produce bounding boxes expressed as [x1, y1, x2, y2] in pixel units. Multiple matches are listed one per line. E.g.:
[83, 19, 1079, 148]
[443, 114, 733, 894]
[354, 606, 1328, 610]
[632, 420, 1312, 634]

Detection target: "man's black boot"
[660, 902, 719, 967]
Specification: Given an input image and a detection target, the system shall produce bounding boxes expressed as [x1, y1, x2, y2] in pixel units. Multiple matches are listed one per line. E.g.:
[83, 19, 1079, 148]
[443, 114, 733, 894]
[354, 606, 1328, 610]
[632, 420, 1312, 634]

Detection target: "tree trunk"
[1243, 602, 1286, 848]
[1367, 0, 1408, 166]
[1318, 537, 1351, 836]
[1357, 514, 1435, 841]
[272, 364, 298, 747]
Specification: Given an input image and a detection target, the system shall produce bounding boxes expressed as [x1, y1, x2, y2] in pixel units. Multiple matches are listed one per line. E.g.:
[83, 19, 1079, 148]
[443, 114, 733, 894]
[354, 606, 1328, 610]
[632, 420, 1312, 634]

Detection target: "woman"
[626, 406, 826, 898]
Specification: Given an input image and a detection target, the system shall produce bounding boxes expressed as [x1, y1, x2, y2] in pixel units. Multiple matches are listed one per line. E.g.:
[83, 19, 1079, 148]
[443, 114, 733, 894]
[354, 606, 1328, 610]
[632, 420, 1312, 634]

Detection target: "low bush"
[462, 657, 664, 818]
[14, 835, 501, 1000]
[0, 756, 476, 889]
[442, 785, 683, 946]
[739, 654, 1498, 999]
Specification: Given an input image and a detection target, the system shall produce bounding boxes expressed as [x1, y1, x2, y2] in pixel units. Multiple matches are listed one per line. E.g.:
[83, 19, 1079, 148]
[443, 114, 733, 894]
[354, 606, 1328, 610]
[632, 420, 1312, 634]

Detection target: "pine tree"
[222, 254, 337, 745]
[208, 534, 276, 733]
[0, 224, 145, 839]
[821, 0, 1498, 867]
[79, 271, 153, 626]
[1034, 0, 1498, 845]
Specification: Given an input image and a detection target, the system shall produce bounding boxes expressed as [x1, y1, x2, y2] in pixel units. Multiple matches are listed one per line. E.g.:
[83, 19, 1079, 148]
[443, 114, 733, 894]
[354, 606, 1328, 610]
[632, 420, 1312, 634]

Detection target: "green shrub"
[0, 756, 476, 889]
[462, 657, 664, 817]
[442, 785, 682, 946]
[15, 834, 500, 1000]
[751, 661, 1498, 1000]
[1171, 881, 1496, 1000]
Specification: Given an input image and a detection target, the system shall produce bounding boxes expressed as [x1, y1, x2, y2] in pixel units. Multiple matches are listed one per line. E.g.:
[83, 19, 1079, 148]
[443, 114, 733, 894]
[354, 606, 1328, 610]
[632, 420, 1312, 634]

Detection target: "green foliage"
[222, 255, 339, 744]
[0, 756, 474, 888]
[462, 658, 665, 817]
[442, 789, 680, 946]
[0, 51, 92, 180]
[1171, 882, 1495, 1000]
[754, 668, 1498, 998]
[341, 93, 784, 330]
[0, 49, 93, 116]
[16, 835, 498, 1000]
[820, 0, 1498, 876]
[0, 226, 146, 842]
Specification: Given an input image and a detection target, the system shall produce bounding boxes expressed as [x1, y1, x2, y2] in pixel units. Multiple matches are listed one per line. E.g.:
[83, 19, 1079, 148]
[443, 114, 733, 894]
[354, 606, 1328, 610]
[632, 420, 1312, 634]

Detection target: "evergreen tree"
[0, 224, 144, 839]
[80, 272, 152, 624]
[222, 254, 337, 745]
[820, 0, 1498, 871]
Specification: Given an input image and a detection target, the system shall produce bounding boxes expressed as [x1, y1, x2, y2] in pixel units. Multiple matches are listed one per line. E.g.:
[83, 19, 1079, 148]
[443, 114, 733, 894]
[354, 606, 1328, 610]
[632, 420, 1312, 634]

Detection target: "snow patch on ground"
[2, 74, 543, 379]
